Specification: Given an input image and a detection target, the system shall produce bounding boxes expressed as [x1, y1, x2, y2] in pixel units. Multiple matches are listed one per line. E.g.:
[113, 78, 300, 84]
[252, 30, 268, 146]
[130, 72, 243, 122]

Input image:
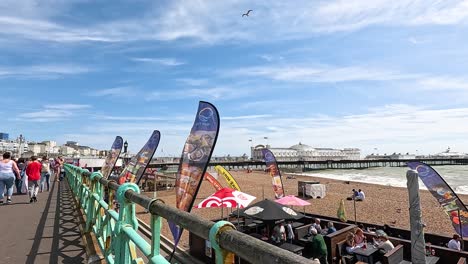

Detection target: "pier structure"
[142, 158, 468, 172]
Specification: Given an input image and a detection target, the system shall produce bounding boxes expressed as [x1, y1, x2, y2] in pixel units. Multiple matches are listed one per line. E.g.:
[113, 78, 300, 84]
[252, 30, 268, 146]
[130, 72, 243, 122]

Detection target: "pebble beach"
[136, 169, 468, 250]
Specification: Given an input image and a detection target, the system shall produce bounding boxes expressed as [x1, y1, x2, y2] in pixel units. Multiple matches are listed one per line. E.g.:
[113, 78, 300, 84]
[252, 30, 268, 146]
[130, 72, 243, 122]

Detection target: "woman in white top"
[0, 152, 21, 204]
[374, 234, 395, 254]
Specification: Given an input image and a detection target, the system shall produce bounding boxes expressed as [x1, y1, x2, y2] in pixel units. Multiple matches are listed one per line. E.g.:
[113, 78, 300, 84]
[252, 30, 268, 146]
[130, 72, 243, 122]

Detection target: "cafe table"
[279, 243, 304, 256]
[353, 243, 379, 264]
[291, 222, 304, 228]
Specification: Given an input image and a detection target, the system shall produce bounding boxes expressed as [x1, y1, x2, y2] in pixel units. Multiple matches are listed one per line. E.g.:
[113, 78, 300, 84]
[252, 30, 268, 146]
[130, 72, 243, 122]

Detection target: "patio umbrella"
[195, 187, 256, 209]
[236, 199, 304, 221]
[195, 187, 256, 229]
[275, 195, 311, 206]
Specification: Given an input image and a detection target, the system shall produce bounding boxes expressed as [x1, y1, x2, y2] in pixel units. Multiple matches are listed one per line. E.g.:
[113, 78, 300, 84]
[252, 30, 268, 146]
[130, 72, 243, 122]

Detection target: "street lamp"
[123, 141, 129, 166]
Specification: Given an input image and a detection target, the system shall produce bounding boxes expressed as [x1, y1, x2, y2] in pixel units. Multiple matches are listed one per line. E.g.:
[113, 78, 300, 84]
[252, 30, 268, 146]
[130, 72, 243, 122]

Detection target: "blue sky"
[2, 0, 468, 157]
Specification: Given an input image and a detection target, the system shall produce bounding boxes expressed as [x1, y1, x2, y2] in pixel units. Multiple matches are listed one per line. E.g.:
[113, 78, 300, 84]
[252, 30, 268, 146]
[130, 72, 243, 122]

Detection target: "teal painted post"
[85, 172, 102, 232]
[114, 183, 141, 264]
[209, 221, 236, 264]
[149, 203, 169, 264]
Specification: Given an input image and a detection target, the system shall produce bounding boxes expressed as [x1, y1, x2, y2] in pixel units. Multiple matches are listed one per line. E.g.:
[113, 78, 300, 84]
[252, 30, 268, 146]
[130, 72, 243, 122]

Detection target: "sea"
[300, 165, 468, 195]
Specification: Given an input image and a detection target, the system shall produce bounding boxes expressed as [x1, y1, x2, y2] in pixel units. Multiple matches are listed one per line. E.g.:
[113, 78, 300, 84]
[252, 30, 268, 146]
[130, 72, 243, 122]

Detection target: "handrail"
[64, 164, 314, 264]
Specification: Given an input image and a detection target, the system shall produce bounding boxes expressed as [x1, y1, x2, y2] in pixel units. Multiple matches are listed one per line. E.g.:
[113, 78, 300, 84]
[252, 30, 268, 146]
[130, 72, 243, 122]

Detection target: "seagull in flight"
[242, 10, 253, 17]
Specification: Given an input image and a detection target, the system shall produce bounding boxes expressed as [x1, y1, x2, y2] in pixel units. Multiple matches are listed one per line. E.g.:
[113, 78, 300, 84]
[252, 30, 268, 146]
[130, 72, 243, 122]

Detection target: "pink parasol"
[195, 187, 256, 208]
[274, 195, 311, 206]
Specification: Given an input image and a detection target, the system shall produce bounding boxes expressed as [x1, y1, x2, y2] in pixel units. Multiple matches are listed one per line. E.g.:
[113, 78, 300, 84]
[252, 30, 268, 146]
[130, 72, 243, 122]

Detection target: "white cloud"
[418, 77, 468, 90]
[228, 64, 416, 83]
[0, 64, 91, 79]
[17, 103, 91, 122]
[2, 1, 468, 45]
[222, 115, 272, 120]
[131, 57, 185, 66]
[93, 115, 167, 121]
[45, 104, 91, 110]
[176, 78, 208, 86]
[214, 104, 468, 156]
[147, 86, 250, 101]
[88, 87, 136, 97]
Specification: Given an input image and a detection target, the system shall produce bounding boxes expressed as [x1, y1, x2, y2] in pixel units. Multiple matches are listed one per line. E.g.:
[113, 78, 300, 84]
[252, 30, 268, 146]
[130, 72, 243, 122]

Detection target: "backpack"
[41, 162, 49, 173]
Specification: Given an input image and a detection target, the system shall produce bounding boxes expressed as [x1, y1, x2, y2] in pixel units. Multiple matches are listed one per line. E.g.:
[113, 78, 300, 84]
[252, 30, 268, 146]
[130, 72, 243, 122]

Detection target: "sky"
[2, 0, 468, 157]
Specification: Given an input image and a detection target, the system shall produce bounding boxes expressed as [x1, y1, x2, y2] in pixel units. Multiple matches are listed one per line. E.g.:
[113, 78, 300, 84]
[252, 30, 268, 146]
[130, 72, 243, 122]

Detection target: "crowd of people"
[0, 152, 64, 204]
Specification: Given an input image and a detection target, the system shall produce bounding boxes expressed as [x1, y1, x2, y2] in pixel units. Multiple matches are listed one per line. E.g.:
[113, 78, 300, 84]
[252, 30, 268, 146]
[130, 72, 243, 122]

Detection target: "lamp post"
[248, 138, 253, 161]
[123, 141, 129, 166]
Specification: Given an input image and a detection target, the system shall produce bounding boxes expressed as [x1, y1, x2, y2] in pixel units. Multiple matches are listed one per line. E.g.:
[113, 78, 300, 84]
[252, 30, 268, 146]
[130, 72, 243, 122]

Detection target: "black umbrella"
[236, 199, 304, 221]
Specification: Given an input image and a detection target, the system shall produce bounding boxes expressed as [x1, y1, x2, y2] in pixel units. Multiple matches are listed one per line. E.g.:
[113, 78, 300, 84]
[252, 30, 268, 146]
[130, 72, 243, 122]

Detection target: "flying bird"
[242, 10, 253, 17]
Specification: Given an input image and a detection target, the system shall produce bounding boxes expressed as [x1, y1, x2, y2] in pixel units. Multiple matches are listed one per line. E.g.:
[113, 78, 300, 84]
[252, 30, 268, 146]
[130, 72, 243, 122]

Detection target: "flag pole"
[459, 209, 464, 251]
[353, 197, 357, 225]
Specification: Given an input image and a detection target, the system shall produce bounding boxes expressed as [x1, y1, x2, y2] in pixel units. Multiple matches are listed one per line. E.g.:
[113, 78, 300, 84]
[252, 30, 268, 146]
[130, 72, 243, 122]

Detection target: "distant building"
[0, 136, 29, 157]
[251, 142, 361, 161]
[365, 153, 416, 160]
[430, 147, 468, 159]
[0, 133, 9, 140]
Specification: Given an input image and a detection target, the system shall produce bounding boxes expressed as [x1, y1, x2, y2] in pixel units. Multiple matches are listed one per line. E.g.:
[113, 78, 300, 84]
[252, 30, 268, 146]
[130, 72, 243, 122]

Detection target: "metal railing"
[64, 164, 314, 264]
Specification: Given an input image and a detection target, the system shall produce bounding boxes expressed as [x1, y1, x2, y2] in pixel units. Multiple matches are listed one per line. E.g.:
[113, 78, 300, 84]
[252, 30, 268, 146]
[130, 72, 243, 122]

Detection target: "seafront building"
[365, 147, 467, 160]
[250, 142, 361, 161]
[0, 133, 99, 158]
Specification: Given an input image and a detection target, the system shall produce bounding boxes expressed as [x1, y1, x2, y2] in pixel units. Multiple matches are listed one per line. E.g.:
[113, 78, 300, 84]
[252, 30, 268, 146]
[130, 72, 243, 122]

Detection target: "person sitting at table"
[354, 228, 366, 245]
[327, 222, 336, 235]
[309, 218, 322, 235]
[374, 234, 394, 254]
[344, 232, 358, 254]
[448, 234, 461, 251]
[307, 227, 328, 264]
[286, 221, 295, 243]
[340, 233, 357, 264]
[272, 222, 286, 244]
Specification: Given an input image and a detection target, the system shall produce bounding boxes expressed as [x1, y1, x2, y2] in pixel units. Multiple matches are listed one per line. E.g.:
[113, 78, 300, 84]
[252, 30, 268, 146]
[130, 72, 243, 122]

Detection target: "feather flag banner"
[169, 101, 220, 247]
[215, 165, 241, 191]
[261, 148, 285, 199]
[101, 136, 123, 179]
[115, 130, 160, 185]
[408, 161, 468, 236]
[204, 172, 224, 191]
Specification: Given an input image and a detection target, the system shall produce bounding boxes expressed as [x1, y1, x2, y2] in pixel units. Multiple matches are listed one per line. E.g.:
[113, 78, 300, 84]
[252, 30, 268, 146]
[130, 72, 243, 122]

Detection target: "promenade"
[0, 180, 87, 264]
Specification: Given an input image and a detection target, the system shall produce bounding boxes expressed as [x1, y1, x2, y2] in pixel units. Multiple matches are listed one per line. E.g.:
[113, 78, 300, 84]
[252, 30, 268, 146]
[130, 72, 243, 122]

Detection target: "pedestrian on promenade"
[15, 158, 26, 194]
[53, 156, 64, 182]
[40, 156, 51, 192]
[0, 152, 21, 204]
[26, 156, 41, 203]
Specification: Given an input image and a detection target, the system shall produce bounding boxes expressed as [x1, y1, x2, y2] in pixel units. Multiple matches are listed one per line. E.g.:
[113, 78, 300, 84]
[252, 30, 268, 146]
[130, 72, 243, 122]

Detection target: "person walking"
[0, 152, 21, 204]
[53, 156, 64, 182]
[26, 156, 41, 203]
[40, 156, 51, 192]
[15, 158, 26, 194]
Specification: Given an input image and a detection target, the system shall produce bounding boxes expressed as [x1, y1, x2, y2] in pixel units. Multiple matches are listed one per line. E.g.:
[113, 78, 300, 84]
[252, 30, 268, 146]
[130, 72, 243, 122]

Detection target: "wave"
[292, 171, 468, 195]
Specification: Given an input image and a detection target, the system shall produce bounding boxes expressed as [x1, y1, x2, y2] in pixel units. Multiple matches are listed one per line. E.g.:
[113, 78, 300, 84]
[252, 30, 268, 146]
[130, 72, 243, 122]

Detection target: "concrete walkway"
[0, 179, 87, 264]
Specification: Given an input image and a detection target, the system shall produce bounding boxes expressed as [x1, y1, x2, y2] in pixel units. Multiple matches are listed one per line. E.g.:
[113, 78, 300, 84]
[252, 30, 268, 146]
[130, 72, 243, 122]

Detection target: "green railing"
[64, 164, 314, 264]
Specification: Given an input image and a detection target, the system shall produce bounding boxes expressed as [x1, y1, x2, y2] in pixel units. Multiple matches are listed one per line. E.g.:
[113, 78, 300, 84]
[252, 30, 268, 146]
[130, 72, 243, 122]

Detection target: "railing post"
[149, 200, 169, 264]
[115, 183, 142, 264]
[85, 172, 102, 232]
[209, 221, 236, 264]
